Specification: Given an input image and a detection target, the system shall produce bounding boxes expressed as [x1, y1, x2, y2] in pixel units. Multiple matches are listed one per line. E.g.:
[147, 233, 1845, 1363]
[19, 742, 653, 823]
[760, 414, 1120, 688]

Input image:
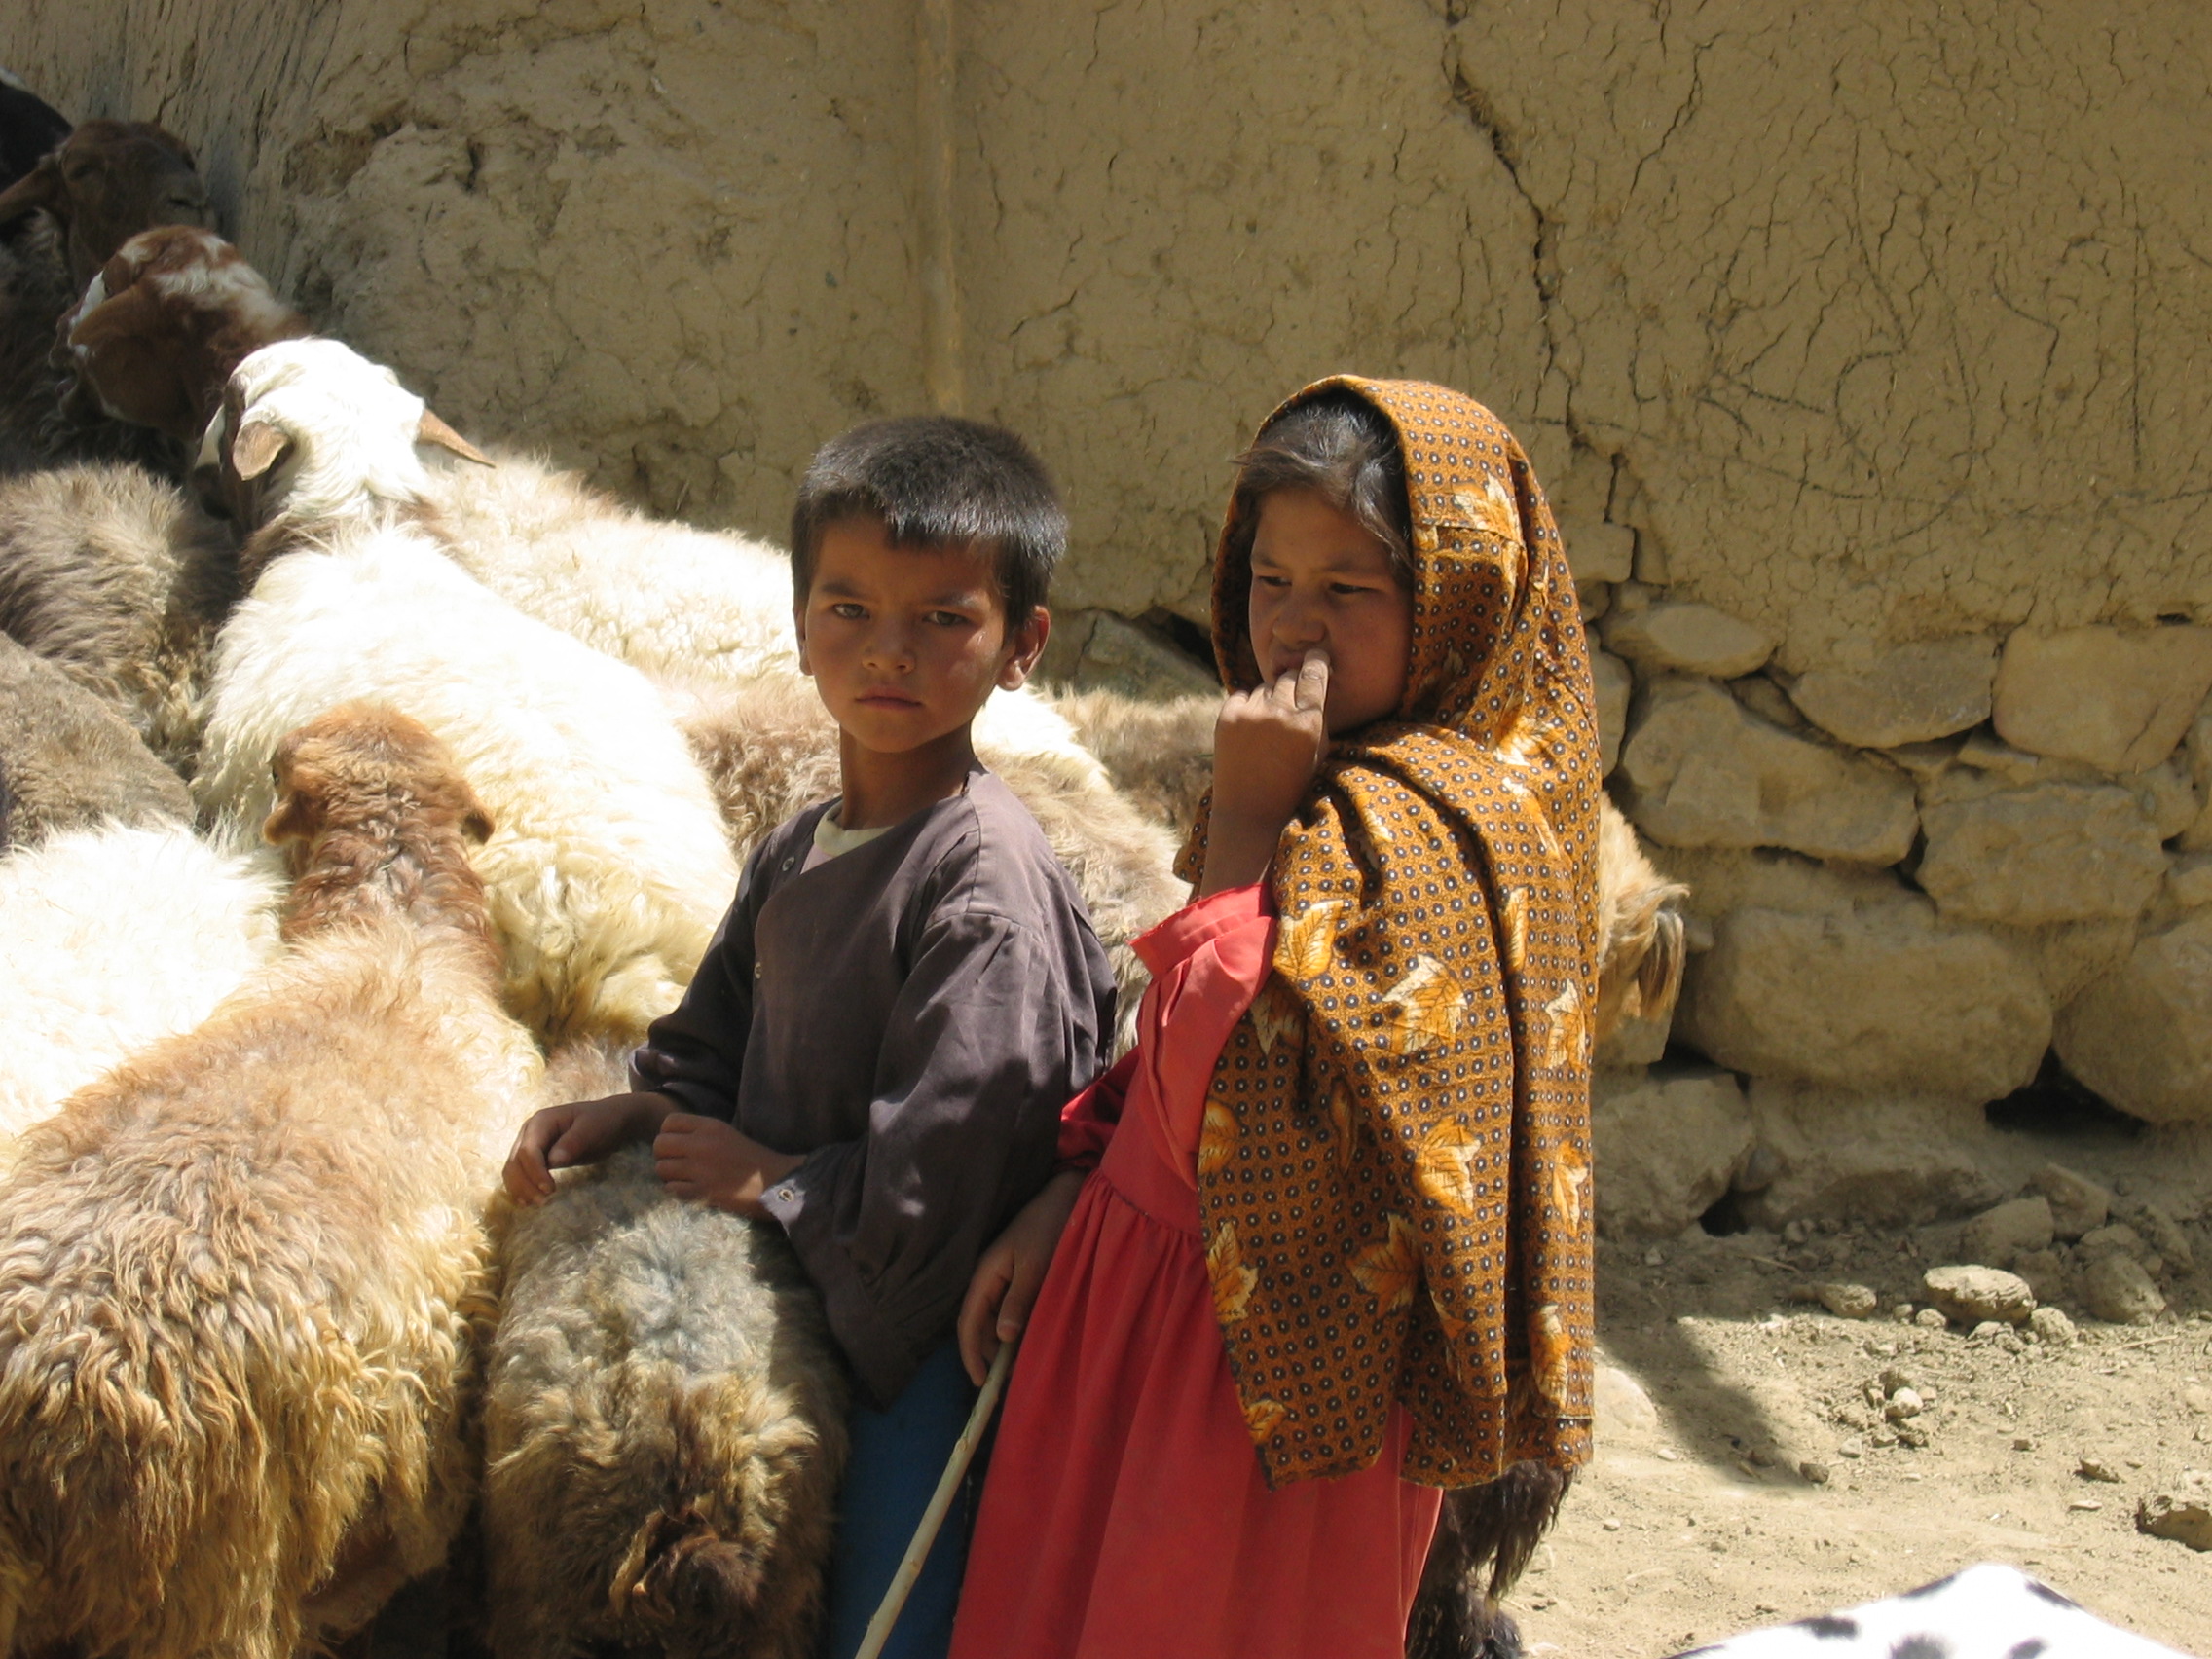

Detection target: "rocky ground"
[1516, 1117, 2212, 1658]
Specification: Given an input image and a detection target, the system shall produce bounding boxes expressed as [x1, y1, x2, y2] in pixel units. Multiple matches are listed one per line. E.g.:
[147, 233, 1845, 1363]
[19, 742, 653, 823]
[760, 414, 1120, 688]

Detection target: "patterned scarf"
[1178, 378, 1601, 1489]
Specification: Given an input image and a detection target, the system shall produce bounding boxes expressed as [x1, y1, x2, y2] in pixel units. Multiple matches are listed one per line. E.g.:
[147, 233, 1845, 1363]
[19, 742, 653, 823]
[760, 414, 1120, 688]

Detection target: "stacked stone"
[1578, 539, 2212, 1236]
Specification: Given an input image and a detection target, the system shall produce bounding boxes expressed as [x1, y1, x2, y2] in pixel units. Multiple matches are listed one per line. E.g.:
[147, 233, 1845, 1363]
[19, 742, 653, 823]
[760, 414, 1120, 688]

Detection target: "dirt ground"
[1516, 1118, 2212, 1658]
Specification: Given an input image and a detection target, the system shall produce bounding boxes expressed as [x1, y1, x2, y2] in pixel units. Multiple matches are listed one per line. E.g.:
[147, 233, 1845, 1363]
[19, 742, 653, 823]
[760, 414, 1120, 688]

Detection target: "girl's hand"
[653, 1113, 804, 1215]
[1199, 647, 1330, 895]
[957, 1169, 1086, 1385]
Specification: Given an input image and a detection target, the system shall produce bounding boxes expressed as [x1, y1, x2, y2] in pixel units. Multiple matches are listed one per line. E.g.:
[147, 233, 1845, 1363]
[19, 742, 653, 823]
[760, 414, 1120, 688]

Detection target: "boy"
[504, 416, 1118, 1659]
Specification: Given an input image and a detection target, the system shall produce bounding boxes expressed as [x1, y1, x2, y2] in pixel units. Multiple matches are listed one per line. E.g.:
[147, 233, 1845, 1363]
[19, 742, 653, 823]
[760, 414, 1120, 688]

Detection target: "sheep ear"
[230, 417, 289, 480]
[461, 805, 494, 844]
[417, 409, 493, 466]
[0, 155, 61, 228]
[261, 790, 320, 847]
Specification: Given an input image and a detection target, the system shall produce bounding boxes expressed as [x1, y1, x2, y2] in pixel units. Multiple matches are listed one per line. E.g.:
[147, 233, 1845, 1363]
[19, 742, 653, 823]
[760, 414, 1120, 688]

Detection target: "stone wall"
[8, 0, 2211, 1218]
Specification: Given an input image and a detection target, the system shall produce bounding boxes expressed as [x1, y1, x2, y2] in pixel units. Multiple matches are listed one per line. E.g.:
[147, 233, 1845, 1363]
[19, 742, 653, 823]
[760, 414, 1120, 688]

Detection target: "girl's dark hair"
[1225, 391, 1413, 582]
[791, 415, 1066, 624]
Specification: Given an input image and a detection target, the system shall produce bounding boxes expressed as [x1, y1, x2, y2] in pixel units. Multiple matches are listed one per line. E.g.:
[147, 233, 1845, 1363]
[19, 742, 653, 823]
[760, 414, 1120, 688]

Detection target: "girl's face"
[1245, 486, 1414, 735]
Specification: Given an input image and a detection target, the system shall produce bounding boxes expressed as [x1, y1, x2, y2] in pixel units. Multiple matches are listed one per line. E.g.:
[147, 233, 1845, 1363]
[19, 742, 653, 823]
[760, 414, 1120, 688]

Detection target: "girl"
[947, 377, 1603, 1659]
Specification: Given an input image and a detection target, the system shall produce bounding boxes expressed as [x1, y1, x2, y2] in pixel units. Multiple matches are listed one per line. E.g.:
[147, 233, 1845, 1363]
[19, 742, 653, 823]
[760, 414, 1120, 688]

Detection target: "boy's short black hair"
[791, 416, 1067, 624]
[1225, 391, 1413, 584]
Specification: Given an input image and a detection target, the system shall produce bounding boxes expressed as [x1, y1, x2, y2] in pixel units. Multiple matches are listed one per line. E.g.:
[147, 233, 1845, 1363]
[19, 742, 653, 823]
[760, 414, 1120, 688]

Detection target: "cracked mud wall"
[7, 1, 2206, 659]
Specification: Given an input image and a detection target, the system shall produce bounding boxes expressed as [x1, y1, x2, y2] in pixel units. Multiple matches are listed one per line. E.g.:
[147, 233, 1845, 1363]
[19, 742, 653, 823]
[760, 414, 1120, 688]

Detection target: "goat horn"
[417, 409, 493, 466]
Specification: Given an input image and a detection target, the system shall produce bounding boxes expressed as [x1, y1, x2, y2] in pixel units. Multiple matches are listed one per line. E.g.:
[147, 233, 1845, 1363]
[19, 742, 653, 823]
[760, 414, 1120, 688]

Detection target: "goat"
[0, 816, 280, 1150]
[0, 119, 211, 472]
[196, 503, 738, 1047]
[484, 1043, 850, 1659]
[0, 459, 240, 770]
[0, 71, 69, 196]
[0, 628, 191, 840]
[56, 223, 309, 448]
[0, 704, 545, 1659]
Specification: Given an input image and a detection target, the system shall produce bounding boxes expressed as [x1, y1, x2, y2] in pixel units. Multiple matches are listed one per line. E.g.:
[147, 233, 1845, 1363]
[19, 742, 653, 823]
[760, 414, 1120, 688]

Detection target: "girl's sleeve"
[1124, 882, 1278, 1187]
[1055, 1051, 1137, 1171]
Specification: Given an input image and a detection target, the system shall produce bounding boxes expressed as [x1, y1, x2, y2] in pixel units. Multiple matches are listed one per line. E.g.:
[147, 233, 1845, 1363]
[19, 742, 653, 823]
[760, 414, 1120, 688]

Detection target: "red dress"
[949, 884, 1443, 1659]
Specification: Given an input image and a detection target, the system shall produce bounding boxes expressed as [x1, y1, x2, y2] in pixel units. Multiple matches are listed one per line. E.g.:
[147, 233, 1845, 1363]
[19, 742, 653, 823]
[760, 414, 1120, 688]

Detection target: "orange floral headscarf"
[1179, 377, 1601, 1489]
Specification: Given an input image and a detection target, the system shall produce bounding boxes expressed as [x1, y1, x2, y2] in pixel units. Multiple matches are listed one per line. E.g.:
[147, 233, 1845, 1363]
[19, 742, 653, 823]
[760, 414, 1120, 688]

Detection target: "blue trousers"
[821, 1341, 978, 1659]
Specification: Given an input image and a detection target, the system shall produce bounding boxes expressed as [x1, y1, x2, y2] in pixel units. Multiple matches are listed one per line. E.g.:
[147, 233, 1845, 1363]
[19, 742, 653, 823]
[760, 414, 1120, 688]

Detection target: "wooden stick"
[852, 1340, 1016, 1659]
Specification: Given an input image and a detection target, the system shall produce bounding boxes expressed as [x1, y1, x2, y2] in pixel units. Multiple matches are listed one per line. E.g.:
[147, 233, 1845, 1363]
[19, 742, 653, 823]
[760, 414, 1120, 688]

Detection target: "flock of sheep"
[0, 83, 1686, 1659]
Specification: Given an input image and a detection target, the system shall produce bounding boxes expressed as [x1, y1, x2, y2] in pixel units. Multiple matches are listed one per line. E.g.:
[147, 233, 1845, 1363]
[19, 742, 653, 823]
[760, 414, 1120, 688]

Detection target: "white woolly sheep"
[0, 459, 240, 770]
[56, 223, 309, 449]
[196, 511, 738, 1046]
[0, 627, 192, 840]
[0, 704, 545, 1659]
[204, 337, 1102, 773]
[0, 817, 279, 1150]
[485, 1041, 849, 1659]
[0, 119, 210, 473]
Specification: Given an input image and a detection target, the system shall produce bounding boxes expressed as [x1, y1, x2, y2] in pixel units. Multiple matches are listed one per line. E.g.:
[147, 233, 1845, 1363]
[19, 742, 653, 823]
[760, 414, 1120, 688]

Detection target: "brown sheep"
[0, 703, 542, 1659]
[0, 119, 209, 290]
[55, 224, 310, 449]
[0, 119, 210, 473]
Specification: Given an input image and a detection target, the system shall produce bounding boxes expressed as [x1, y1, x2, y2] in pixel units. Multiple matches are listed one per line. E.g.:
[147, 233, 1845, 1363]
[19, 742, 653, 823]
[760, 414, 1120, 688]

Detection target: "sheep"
[0, 118, 207, 288]
[483, 1044, 850, 1659]
[0, 703, 545, 1659]
[0, 460, 240, 770]
[1591, 789, 1688, 1040]
[0, 628, 192, 840]
[1042, 685, 1220, 831]
[203, 338, 1101, 775]
[195, 507, 739, 1047]
[0, 817, 280, 1150]
[0, 119, 210, 472]
[56, 223, 309, 449]
[0, 71, 69, 196]
[203, 337, 1178, 1017]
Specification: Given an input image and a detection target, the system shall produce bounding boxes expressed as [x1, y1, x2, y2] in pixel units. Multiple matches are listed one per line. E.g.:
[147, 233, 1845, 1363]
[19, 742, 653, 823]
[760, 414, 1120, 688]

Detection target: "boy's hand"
[1200, 647, 1330, 895]
[654, 1113, 805, 1216]
[958, 1169, 1086, 1385]
[504, 1090, 676, 1205]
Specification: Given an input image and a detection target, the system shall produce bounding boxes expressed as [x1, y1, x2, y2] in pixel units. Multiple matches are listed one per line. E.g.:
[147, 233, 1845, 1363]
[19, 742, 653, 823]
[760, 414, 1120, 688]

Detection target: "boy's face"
[1246, 486, 1413, 734]
[795, 514, 1048, 756]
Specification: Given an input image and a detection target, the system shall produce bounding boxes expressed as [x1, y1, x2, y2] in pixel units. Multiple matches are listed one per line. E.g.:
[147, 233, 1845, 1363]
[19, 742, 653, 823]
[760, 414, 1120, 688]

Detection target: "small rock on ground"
[1818, 1281, 1878, 1318]
[2029, 1306, 2078, 1346]
[2138, 1481, 2212, 1551]
[2083, 1252, 2166, 1324]
[1922, 1263, 2037, 1325]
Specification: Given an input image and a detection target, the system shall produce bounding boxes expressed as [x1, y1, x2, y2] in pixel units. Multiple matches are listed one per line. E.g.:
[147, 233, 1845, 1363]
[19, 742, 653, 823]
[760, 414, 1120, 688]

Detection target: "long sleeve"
[756, 908, 1100, 1407]
[628, 837, 777, 1118]
[1056, 1051, 1136, 1171]
[1125, 881, 1277, 1189]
